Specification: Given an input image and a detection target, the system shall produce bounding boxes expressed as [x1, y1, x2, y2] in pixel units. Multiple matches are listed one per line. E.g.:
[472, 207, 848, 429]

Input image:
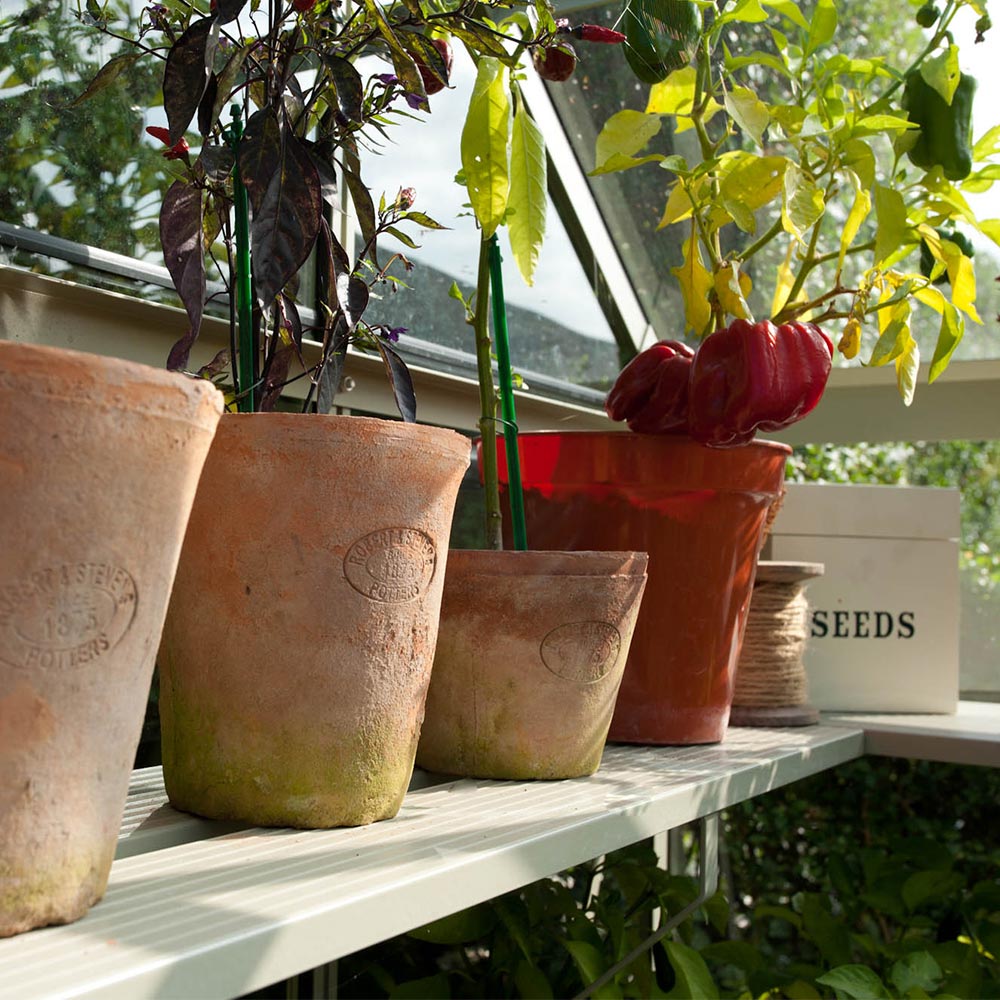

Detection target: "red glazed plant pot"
[0, 340, 223, 937]
[490, 431, 790, 745]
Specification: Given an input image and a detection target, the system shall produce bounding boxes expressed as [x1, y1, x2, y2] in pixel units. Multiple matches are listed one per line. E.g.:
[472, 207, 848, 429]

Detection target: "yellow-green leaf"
[658, 182, 696, 228]
[920, 45, 961, 104]
[895, 334, 920, 406]
[782, 164, 825, 241]
[590, 153, 666, 177]
[595, 110, 662, 170]
[842, 138, 876, 189]
[851, 113, 917, 137]
[913, 281, 947, 315]
[929, 301, 965, 382]
[838, 170, 871, 273]
[805, 0, 836, 55]
[949, 253, 981, 324]
[771, 239, 797, 316]
[873, 184, 907, 266]
[973, 124, 1000, 160]
[763, 0, 809, 31]
[671, 231, 713, 336]
[714, 261, 753, 320]
[508, 102, 546, 287]
[725, 87, 770, 147]
[646, 68, 697, 116]
[869, 297, 911, 366]
[976, 218, 1000, 249]
[460, 58, 511, 239]
[719, 153, 787, 233]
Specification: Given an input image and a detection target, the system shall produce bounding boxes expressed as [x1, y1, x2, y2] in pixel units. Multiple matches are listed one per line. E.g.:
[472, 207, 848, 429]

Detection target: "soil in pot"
[159, 413, 471, 828]
[0, 340, 223, 937]
[417, 550, 648, 779]
[494, 432, 789, 745]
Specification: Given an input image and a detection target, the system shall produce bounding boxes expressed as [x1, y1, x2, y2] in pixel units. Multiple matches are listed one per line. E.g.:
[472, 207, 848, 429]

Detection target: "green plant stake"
[230, 104, 254, 413]
[487, 234, 527, 551]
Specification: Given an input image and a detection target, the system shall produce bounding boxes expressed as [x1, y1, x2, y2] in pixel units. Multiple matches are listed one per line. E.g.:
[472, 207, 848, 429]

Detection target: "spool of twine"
[730, 561, 824, 728]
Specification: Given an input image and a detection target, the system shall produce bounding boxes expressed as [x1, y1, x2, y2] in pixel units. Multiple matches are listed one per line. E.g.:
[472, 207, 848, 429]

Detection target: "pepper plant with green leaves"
[79, 0, 573, 415]
[595, 0, 997, 406]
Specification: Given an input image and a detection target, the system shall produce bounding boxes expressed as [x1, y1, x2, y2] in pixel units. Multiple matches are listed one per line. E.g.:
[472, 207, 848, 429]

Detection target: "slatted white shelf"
[0, 725, 863, 1000]
[825, 699, 1000, 767]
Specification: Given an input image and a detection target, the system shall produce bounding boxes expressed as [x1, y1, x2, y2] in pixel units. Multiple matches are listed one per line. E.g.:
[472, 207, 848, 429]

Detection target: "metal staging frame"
[0, 726, 865, 1000]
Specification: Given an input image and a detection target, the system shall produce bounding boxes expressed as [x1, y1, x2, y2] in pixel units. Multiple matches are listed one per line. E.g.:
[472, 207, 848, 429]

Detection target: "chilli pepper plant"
[598, 0, 998, 445]
[79, 0, 579, 416]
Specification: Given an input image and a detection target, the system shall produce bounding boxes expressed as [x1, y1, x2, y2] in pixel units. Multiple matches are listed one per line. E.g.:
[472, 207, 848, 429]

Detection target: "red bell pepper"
[605, 340, 694, 433]
[687, 319, 833, 447]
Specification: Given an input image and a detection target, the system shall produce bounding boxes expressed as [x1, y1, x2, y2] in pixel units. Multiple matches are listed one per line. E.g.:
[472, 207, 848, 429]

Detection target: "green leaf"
[70, 53, 140, 106]
[782, 164, 825, 241]
[873, 184, 907, 266]
[460, 58, 511, 239]
[902, 869, 964, 911]
[719, 153, 787, 233]
[868, 298, 911, 367]
[591, 153, 666, 177]
[563, 940, 621, 999]
[920, 45, 961, 104]
[802, 894, 852, 967]
[714, 0, 768, 29]
[663, 941, 719, 1000]
[817, 965, 890, 999]
[805, 0, 837, 55]
[508, 102, 546, 286]
[890, 952, 943, 995]
[699, 940, 762, 973]
[763, 0, 810, 31]
[389, 973, 451, 999]
[895, 334, 920, 406]
[646, 67, 697, 116]
[407, 903, 496, 944]
[973, 123, 1000, 159]
[514, 961, 553, 1000]
[852, 114, 917, 137]
[725, 87, 770, 147]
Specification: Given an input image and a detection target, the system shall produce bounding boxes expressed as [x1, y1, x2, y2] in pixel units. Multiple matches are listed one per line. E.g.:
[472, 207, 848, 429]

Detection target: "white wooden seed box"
[763, 483, 961, 713]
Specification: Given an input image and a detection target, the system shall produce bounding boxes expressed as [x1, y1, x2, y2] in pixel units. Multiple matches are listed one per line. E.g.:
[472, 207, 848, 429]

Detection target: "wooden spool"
[730, 560, 825, 728]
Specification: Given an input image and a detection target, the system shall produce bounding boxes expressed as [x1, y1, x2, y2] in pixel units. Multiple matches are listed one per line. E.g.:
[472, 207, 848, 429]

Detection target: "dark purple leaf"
[197, 72, 218, 136]
[282, 76, 306, 134]
[336, 274, 369, 332]
[304, 142, 338, 207]
[167, 328, 198, 372]
[322, 55, 364, 122]
[259, 342, 294, 411]
[164, 17, 218, 146]
[212, 0, 246, 25]
[250, 130, 323, 309]
[376, 340, 416, 422]
[160, 179, 205, 366]
[341, 157, 376, 252]
[196, 348, 230, 379]
[209, 46, 251, 128]
[198, 143, 235, 184]
[239, 108, 281, 214]
[316, 346, 346, 415]
[278, 292, 305, 362]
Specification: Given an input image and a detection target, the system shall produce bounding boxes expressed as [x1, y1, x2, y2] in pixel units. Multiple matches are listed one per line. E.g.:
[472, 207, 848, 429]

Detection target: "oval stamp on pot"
[344, 528, 437, 603]
[0, 562, 138, 670]
[540, 621, 622, 684]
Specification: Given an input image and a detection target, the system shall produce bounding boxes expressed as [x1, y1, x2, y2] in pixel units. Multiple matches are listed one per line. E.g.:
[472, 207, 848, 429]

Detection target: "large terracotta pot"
[159, 413, 470, 828]
[0, 340, 223, 938]
[417, 550, 648, 779]
[493, 432, 790, 745]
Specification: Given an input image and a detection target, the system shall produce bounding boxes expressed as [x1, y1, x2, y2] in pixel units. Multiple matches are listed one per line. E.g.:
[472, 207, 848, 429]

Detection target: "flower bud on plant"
[397, 187, 416, 210]
[532, 43, 577, 82]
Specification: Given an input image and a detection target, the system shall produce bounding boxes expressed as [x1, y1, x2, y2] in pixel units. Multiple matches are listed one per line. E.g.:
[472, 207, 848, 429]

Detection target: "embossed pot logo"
[344, 528, 436, 603]
[0, 562, 138, 669]
[540, 621, 623, 684]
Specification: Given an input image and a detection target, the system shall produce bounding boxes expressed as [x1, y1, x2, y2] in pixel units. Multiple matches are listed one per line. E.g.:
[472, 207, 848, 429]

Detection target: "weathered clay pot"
[494, 432, 790, 745]
[0, 340, 223, 938]
[417, 550, 648, 779]
[159, 413, 470, 828]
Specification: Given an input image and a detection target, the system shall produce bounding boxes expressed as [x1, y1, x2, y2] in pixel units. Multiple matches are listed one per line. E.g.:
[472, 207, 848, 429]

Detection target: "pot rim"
[445, 549, 648, 578]
[499, 428, 793, 457]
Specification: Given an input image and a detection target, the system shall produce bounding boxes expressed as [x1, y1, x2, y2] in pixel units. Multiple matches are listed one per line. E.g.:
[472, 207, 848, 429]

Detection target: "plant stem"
[474, 236, 503, 551]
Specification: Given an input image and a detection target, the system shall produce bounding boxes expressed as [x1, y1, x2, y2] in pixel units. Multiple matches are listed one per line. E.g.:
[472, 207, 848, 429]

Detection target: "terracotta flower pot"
[417, 550, 648, 779]
[493, 432, 789, 745]
[159, 413, 470, 828]
[0, 340, 223, 938]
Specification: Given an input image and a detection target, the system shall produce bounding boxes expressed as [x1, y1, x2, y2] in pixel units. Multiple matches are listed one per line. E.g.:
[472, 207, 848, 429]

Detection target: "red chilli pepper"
[572, 24, 627, 44]
[605, 340, 694, 434]
[146, 126, 190, 161]
[687, 319, 833, 448]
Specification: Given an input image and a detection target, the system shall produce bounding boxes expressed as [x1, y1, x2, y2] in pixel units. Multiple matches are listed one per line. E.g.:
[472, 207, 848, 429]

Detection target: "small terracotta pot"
[417, 550, 648, 779]
[0, 340, 223, 938]
[159, 413, 470, 828]
[493, 432, 789, 745]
